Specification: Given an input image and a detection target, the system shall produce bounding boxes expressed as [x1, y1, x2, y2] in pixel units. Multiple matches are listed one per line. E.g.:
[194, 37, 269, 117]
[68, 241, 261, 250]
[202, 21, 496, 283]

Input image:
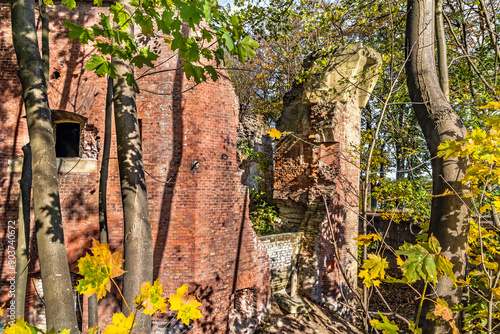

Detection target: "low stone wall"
[258, 232, 303, 293]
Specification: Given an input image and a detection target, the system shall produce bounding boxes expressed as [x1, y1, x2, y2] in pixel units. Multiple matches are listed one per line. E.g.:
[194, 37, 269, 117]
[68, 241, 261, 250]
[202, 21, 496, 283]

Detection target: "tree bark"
[39, 0, 49, 84]
[435, 0, 449, 100]
[11, 0, 79, 332]
[15, 144, 32, 318]
[406, 0, 470, 332]
[88, 75, 114, 329]
[112, 1, 153, 331]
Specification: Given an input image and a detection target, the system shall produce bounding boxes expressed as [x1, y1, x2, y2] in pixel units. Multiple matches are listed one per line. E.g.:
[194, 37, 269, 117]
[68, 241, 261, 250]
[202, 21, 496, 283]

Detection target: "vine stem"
[415, 282, 427, 328]
[111, 278, 131, 313]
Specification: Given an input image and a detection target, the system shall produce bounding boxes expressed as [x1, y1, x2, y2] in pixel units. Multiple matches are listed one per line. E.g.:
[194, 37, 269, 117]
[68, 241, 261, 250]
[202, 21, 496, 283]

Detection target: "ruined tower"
[274, 44, 381, 315]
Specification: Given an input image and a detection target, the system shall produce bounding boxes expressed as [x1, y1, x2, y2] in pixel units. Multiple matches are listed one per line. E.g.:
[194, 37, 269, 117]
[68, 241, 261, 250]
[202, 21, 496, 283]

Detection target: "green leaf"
[237, 35, 258, 61]
[205, 65, 219, 82]
[397, 236, 448, 284]
[222, 32, 234, 51]
[134, 11, 154, 36]
[131, 46, 159, 69]
[124, 73, 138, 90]
[86, 55, 117, 78]
[64, 20, 94, 44]
[202, 0, 213, 22]
[183, 61, 206, 84]
[370, 312, 399, 334]
[94, 0, 103, 6]
[110, 3, 130, 29]
[158, 10, 180, 35]
[43, 0, 54, 6]
[435, 255, 456, 284]
[62, 0, 76, 10]
[176, 0, 203, 28]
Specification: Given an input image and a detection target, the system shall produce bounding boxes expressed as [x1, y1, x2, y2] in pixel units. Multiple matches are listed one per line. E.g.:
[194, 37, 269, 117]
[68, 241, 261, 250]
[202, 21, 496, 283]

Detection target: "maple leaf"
[177, 300, 203, 325]
[102, 313, 136, 334]
[88, 325, 98, 334]
[76, 240, 126, 300]
[427, 299, 459, 334]
[134, 279, 167, 315]
[169, 284, 189, 311]
[168, 284, 203, 325]
[478, 101, 500, 110]
[492, 287, 500, 300]
[266, 128, 282, 139]
[358, 254, 388, 288]
[369, 312, 399, 334]
[5, 319, 32, 334]
[354, 233, 381, 246]
[76, 253, 111, 299]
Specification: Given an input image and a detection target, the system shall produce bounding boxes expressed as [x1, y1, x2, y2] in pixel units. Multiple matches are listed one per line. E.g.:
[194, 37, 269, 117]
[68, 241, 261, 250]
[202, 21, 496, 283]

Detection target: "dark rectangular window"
[55, 123, 80, 157]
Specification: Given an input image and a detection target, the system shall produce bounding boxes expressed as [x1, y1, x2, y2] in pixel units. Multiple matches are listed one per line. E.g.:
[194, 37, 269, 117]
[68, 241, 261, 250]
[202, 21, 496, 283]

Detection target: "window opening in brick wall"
[51, 110, 88, 159]
[55, 122, 80, 157]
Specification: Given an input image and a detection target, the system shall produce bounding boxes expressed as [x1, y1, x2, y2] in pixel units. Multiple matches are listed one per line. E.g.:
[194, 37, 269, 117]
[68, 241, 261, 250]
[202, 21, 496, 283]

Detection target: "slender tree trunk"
[15, 144, 32, 318]
[39, 0, 49, 84]
[112, 1, 153, 331]
[99, 75, 113, 245]
[11, 0, 79, 332]
[435, 0, 449, 100]
[88, 76, 114, 329]
[406, 0, 470, 332]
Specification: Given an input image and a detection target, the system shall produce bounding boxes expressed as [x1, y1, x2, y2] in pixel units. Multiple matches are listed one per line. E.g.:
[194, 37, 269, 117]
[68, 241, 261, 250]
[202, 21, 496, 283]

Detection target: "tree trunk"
[406, 0, 470, 332]
[435, 0, 449, 100]
[88, 76, 114, 329]
[11, 0, 79, 332]
[15, 144, 32, 318]
[39, 0, 49, 84]
[112, 1, 153, 331]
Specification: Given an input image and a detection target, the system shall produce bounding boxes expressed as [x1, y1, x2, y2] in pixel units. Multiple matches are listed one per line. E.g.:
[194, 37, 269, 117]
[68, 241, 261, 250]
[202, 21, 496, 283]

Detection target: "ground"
[255, 268, 418, 334]
[255, 297, 362, 334]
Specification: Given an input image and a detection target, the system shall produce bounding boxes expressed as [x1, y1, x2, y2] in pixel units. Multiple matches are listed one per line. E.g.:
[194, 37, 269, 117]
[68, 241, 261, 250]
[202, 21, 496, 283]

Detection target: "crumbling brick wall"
[0, 3, 270, 333]
[274, 44, 381, 317]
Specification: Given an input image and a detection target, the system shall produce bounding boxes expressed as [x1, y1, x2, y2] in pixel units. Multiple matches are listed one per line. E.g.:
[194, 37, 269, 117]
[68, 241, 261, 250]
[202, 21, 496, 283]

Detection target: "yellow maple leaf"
[169, 284, 189, 311]
[358, 254, 388, 288]
[479, 101, 500, 110]
[353, 233, 382, 246]
[58, 330, 70, 334]
[168, 284, 203, 325]
[89, 239, 126, 279]
[5, 319, 31, 334]
[492, 287, 500, 300]
[266, 128, 282, 139]
[76, 240, 126, 300]
[177, 300, 202, 325]
[102, 313, 136, 334]
[0, 302, 5, 316]
[432, 299, 459, 334]
[88, 325, 98, 334]
[134, 279, 167, 315]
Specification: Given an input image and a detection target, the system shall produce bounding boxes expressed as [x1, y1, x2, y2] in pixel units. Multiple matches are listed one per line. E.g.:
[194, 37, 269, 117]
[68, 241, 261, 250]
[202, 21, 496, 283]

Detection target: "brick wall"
[0, 3, 270, 333]
[273, 44, 381, 318]
[258, 232, 303, 293]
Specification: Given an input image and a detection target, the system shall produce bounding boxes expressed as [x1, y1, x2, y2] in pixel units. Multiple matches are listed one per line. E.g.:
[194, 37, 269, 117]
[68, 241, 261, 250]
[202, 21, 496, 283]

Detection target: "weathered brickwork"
[0, 3, 270, 333]
[274, 44, 381, 317]
[258, 232, 303, 293]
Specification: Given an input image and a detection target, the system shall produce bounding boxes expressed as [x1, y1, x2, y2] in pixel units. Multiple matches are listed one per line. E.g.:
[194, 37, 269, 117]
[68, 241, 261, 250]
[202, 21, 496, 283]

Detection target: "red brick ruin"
[0, 4, 269, 333]
[0, 3, 382, 333]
